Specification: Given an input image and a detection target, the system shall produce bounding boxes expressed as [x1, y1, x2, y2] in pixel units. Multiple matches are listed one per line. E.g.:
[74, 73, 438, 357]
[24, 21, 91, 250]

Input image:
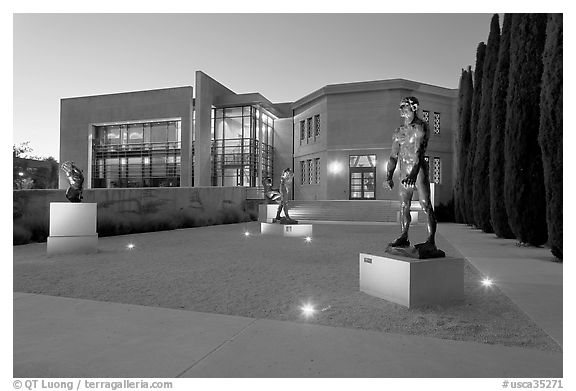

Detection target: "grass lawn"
[13, 221, 560, 352]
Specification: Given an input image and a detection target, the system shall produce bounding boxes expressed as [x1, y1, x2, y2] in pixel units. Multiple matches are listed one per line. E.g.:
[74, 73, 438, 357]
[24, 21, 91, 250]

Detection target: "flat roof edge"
[61, 86, 194, 101]
[292, 79, 458, 109]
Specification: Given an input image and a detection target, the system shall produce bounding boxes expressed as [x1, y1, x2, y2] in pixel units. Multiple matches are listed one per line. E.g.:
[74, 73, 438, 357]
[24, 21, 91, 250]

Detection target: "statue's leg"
[399, 185, 413, 239]
[389, 185, 413, 247]
[276, 203, 283, 219]
[283, 201, 291, 219]
[416, 173, 437, 246]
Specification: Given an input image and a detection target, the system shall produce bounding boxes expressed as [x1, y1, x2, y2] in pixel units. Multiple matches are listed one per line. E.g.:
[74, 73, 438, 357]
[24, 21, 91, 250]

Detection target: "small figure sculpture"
[263, 168, 298, 224]
[61, 161, 84, 203]
[384, 97, 444, 259]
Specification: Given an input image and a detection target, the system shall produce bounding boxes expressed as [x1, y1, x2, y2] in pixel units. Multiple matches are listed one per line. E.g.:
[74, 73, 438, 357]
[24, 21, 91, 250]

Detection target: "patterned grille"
[433, 112, 440, 134]
[433, 157, 441, 184]
[422, 110, 429, 125]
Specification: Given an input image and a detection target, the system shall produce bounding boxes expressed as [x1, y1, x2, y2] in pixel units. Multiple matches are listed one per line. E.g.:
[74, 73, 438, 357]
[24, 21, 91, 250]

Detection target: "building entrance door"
[349, 155, 376, 200]
[349, 168, 375, 199]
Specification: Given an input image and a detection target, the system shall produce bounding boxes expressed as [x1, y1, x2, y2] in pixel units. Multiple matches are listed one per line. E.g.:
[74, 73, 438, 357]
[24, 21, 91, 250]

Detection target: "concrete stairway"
[286, 200, 423, 223]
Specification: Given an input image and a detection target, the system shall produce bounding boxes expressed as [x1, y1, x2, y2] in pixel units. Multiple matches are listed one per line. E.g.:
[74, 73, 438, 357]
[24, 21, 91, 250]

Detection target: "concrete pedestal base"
[258, 204, 279, 223]
[47, 235, 98, 255]
[260, 223, 313, 237]
[47, 202, 98, 255]
[359, 252, 464, 308]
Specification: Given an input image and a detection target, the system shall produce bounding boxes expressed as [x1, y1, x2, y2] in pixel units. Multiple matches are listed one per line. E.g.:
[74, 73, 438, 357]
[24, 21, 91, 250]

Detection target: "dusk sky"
[13, 13, 496, 160]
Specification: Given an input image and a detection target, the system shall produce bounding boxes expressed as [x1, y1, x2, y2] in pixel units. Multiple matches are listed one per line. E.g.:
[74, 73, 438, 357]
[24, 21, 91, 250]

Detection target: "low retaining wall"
[13, 187, 255, 244]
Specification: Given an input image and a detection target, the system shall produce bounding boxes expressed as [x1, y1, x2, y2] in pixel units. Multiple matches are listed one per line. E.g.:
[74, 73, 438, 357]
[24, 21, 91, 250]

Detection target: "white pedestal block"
[359, 252, 464, 308]
[258, 204, 279, 223]
[49, 202, 97, 236]
[48, 202, 98, 255]
[260, 223, 313, 237]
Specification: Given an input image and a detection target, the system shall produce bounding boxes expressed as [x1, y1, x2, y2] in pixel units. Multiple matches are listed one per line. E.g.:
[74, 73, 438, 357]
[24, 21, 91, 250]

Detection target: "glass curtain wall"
[211, 106, 274, 186]
[92, 120, 181, 188]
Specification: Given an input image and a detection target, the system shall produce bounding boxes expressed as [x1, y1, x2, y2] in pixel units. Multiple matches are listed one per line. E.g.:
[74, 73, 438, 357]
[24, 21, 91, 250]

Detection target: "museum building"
[59, 71, 458, 205]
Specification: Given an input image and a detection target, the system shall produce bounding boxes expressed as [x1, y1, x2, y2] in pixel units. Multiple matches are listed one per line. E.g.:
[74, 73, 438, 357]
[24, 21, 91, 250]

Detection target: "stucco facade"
[59, 73, 458, 205]
[292, 79, 458, 205]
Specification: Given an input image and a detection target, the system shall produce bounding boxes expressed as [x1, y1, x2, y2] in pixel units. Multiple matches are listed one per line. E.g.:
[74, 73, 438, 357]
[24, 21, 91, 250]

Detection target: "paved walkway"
[13, 223, 563, 378]
[438, 224, 563, 346]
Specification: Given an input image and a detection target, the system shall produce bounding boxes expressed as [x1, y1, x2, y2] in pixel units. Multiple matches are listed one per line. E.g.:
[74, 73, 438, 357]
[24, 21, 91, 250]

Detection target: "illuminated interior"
[91, 120, 181, 188]
[211, 106, 275, 187]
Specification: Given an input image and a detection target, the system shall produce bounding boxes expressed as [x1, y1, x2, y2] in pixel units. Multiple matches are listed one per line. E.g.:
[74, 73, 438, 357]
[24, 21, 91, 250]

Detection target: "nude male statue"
[263, 168, 297, 224]
[385, 96, 438, 252]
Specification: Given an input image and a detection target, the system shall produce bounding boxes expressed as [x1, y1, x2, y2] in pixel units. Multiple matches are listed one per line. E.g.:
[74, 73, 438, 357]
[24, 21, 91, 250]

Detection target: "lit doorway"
[349, 155, 376, 200]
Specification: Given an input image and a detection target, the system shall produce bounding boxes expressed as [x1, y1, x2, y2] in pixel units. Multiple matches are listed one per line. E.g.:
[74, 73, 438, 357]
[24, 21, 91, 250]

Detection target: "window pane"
[143, 124, 151, 143]
[167, 122, 178, 142]
[225, 107, 242, 117]
[225, 117, 242, 139]
[107, 126, 120, 143]
[128, 124, 143, 144]
[120, 125, 128, 145]
[215, 119, 224, 140]
[151, 122, 167, 143]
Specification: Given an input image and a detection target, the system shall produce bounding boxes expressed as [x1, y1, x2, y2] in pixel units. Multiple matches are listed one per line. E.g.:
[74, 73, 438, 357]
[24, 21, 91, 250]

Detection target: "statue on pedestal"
[384, 97, 445, 259]
[61, 161, 84, 203]
[263, 168, 298, 224]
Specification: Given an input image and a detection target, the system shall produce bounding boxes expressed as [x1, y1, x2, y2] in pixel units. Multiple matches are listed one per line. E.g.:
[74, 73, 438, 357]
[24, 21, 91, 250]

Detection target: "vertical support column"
[257, 106, 263, 187]
[86, 125, 94, 189]
[194, 76, 213, 186]
[179, 91, 194, 187]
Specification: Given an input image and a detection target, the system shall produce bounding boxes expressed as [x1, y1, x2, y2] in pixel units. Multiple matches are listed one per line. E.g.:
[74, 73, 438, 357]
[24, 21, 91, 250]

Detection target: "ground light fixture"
[481, 277, 494, 287]
[305, 236, 312, 243]
[301, 303, 316, 317]
[126, 243, 135, 250]
[244, 231, 250, 237]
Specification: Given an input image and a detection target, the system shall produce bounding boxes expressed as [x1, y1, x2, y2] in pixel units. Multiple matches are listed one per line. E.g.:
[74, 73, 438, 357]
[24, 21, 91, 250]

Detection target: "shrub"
[435, 199, 455, 223]
[17, 213, 49, 242]
[13, 224, 32, 245]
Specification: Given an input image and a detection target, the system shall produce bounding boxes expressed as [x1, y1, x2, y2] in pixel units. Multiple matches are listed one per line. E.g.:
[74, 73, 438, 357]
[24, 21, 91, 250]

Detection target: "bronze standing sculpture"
[263, 168, 297, 224]
[384, 97, 444, 258]
[61, 161, 84, 203]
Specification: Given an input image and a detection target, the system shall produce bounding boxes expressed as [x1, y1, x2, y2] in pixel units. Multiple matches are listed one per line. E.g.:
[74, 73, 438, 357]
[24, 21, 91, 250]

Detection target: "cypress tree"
[539, 14, 563, 259]
[454, 68, 466, 224]
[465, 42, 486, 226]
[473, 14, 500, 233]
[504, 13, 548, 246]
[457, 67, 474, 224]
[490, 13, 515, 239]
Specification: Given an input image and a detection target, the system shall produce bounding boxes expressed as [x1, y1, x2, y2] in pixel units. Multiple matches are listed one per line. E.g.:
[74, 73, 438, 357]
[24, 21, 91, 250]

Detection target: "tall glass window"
[211, 105, 275, 187]
[92, 119, 181, 188]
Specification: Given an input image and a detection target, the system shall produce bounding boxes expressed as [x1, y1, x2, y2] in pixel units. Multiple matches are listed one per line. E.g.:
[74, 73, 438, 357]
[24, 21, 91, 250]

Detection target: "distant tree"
[490, 14, 515, 239]
[505, 13, 548, 246]
[473, 14, 500, 233]
[13, 142, 59, 189]
[539, 13, 563, 259]
[13, 142, 32, 158]
[465, 42, 486, 226]
[455, 67, 473, 224]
